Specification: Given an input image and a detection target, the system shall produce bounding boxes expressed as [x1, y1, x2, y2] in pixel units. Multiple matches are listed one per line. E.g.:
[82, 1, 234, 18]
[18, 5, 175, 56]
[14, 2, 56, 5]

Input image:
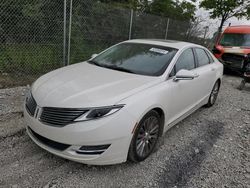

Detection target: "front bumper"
[24, 106, 136, 165]
[218, 61, 243, 75]
[219, 60, 242, 71]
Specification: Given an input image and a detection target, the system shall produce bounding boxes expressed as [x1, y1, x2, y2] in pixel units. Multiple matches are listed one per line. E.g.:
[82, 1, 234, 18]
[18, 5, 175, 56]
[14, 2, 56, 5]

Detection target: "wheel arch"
[217, 78, 221, 87]
[215, 78, 221, 92]
[150, 107, 165, 137]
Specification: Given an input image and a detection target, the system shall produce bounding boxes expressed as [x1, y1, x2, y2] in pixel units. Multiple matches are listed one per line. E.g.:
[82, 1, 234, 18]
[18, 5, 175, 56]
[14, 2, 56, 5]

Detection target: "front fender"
[118, 82, 171, 131]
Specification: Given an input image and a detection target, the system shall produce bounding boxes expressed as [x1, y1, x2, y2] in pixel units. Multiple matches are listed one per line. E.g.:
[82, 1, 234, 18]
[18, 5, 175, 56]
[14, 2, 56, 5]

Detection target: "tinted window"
[205, 50, 214, 63]
[219, 33, 250, 47]
[195, 48, 210, 67]
[175, 48, 195, 73]
[90, 43, 178, 76]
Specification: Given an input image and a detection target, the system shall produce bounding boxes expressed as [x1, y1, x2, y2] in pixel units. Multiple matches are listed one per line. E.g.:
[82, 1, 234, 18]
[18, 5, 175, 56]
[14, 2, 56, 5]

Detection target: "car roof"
[224, 25, 250, 34]
[123, 39, 201, 50]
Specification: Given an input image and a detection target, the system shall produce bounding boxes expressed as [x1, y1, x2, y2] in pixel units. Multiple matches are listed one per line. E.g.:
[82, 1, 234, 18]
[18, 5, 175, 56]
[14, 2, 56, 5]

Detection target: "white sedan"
[24, 39, 223, 165]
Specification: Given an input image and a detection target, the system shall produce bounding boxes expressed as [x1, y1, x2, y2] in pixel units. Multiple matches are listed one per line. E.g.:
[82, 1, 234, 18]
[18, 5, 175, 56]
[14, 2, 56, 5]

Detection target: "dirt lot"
[0, 73, 36, 89]
[0, 75, 249, 188]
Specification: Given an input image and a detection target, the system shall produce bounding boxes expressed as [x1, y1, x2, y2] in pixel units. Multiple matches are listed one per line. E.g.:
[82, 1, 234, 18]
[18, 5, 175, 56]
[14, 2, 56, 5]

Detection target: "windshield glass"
[219, 33, 250, 47]
[89, 43, 178, 76]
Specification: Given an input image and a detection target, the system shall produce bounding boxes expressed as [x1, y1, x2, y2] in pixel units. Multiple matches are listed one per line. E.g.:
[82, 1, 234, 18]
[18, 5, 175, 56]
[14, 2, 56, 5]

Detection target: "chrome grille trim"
[25, 94, 37, 116]
[39, 107, 88, 127]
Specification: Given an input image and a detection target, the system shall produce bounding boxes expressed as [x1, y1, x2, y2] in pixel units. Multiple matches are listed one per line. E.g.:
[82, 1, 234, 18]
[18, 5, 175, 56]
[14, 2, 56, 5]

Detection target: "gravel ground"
[0, 75, 249, 188]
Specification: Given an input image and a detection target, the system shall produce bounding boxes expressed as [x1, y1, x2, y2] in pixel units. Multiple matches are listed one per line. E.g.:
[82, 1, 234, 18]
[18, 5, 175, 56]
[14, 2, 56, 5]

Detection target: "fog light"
[76, 144, 111, 155]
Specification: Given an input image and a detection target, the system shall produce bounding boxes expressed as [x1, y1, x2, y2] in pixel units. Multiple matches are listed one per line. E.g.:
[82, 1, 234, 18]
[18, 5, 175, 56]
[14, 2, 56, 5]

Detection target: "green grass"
[0, 44, 62, 74]
[0, 42, 113, 77]
[69, 40, 109, 64]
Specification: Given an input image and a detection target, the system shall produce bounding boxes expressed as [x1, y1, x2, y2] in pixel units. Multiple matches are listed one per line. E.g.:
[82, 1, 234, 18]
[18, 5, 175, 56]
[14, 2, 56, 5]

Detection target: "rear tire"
[206, 80, 220, 107]
[238, 80, 245, 90]
[128, 110, 161, 162]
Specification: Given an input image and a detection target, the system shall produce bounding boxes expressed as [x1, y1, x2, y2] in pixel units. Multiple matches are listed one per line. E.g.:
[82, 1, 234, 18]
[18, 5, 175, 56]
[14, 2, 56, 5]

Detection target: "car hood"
[32, 62, 161, 108]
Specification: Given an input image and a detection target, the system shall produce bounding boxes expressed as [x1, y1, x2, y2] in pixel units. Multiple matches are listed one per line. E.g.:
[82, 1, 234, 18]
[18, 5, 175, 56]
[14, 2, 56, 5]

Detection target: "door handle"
[211, 67, 216, 71]
[194, 73, 199, 78]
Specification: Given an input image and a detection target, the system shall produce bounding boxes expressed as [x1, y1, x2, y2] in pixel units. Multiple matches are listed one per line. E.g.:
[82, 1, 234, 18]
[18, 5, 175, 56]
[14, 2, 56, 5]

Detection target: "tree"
[186, 17, 205, 40]
[147, 0, 196, 21]
[200, 0, 250, 41]
[101, 0, 196, 21]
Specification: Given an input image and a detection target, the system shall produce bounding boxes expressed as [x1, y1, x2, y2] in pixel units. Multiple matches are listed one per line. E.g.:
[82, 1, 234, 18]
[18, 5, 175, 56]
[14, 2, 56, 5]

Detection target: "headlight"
[74, 105, 124, 121]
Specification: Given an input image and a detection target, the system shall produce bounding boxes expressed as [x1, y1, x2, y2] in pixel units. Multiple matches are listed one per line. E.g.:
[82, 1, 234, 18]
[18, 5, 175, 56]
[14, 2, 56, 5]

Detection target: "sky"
[190, 0, 250, 37]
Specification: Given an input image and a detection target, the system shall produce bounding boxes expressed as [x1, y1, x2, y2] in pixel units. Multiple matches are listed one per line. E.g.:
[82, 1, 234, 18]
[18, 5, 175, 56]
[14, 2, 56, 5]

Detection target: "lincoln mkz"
[24, 40, 223, 165]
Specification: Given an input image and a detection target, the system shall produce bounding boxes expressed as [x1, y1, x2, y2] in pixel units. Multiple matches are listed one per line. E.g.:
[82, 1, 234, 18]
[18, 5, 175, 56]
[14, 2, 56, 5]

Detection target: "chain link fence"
[0, 0, 65, 87]
[0, 0, 212, 88]
[69, 0, 131, 64]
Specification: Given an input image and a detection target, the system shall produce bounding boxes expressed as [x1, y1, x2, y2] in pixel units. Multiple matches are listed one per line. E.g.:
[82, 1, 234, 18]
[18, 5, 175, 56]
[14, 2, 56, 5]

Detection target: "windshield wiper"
[88, 61, 135, 73]
[102, 65, 135, 73]
[87, 60, 102, 67]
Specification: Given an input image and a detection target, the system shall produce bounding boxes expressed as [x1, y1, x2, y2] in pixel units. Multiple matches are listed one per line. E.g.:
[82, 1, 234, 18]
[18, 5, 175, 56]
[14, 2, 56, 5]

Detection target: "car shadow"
[157, 120, 224, 187]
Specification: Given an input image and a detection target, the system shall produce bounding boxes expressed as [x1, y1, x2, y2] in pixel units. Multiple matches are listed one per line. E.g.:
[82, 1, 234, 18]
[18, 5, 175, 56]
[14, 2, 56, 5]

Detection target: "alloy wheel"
[135, 116, 160, 158]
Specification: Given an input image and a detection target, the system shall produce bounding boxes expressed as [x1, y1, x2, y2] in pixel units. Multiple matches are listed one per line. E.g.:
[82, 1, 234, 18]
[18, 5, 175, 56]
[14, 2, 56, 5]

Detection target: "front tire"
[206, 80, 220, 107]
[128, 110, 161, 162]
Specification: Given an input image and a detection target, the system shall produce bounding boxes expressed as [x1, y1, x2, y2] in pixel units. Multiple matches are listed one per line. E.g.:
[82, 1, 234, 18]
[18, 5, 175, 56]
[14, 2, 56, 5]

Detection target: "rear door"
[193, 48, 217, 101]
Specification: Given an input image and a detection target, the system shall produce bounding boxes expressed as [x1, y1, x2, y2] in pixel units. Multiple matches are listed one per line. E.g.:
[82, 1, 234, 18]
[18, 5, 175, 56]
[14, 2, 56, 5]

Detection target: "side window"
[175, 48, 195, 73]
[195, 48, 210, 67]
[205, 50, 214, 63]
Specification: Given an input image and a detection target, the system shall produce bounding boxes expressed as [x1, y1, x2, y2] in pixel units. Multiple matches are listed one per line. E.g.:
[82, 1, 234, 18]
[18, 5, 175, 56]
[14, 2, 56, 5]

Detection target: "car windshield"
[219, 33, 250, 47]
[88, 43, 178, 76]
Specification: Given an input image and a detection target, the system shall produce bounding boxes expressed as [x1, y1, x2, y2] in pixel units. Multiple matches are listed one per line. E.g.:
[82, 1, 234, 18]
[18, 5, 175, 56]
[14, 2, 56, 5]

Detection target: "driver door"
[166, 48, 201, 125]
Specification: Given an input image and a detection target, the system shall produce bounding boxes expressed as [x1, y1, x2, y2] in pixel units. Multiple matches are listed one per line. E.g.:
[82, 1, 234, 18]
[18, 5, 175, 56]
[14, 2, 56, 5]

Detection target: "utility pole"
[203, 26, 209, 40]
[129, 9, 134, 40]
[67, 0, 73, 66]
[164, 18, 170, 40]
[63, 0, 67, 66]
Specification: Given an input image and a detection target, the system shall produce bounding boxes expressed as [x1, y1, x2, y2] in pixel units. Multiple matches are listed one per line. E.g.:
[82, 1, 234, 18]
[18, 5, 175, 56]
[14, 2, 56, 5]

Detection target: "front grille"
[40, 107, 88, 127]
[26, 94, 37, 116]
[28, 127, 70, 151]
[221, 53, 244, 68]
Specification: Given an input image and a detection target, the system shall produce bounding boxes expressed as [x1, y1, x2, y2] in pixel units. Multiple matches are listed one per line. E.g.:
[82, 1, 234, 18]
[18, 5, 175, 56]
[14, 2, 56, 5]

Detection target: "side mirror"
[173, 69, 198, 82]
[91, 54, 98, 59]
